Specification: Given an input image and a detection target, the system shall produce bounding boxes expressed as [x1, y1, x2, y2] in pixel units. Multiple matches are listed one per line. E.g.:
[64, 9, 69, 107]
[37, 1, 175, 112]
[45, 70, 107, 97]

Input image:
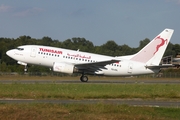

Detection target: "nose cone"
[6, 50, 14, 58]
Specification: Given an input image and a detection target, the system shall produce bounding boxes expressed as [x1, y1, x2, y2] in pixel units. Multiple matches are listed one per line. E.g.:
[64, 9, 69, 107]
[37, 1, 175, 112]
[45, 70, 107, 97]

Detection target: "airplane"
[6, 28, 174, 82]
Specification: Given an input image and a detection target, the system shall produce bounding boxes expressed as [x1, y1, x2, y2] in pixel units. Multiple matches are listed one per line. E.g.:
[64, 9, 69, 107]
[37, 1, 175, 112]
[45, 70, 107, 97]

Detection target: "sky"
[0, 0, 180, 47]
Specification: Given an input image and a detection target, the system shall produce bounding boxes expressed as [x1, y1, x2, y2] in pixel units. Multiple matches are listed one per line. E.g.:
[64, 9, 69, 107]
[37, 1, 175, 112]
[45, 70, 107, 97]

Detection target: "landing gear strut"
[24, 65, 28, 73]
[80, 75, 88, 82]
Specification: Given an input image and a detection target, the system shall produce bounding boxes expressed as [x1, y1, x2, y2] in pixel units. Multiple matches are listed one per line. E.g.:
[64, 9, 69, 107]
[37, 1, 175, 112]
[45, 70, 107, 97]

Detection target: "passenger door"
[30, 47, 37, 57]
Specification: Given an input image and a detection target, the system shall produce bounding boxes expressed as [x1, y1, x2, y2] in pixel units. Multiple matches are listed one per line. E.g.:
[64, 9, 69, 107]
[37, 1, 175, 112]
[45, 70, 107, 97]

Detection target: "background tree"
[136, 38, 150, 52]
[0, 36, 179, 73]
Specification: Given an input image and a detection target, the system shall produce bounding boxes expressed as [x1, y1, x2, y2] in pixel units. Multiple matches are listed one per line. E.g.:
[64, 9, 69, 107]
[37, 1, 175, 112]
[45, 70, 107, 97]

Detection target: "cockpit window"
[16, 48, 24, 51]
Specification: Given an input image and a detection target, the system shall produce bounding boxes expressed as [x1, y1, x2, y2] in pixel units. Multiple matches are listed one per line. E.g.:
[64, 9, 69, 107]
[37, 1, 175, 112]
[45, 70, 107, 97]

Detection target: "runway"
[0, 99, 180, 107]
[0, 79, 180, 84]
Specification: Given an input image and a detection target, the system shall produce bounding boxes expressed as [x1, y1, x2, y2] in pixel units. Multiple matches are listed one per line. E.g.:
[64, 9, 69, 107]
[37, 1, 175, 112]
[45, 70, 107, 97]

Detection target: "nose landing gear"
[24, 65, 28, 72]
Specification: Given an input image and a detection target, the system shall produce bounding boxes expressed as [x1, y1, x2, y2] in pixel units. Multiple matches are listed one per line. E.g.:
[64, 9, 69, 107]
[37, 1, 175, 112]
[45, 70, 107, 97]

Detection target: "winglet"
[130, 29, 174, 65]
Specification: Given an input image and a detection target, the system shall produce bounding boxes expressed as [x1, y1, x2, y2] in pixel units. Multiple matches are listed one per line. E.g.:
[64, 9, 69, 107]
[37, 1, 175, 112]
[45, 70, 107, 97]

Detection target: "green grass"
[0, 76, 180, 119]
[0, 103, 180, 120]
[0, 83, 180, 99]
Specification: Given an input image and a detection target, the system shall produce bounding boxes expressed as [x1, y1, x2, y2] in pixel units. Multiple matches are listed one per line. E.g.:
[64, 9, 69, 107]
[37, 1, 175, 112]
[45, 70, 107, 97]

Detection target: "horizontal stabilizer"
[145, 64, 174, 69]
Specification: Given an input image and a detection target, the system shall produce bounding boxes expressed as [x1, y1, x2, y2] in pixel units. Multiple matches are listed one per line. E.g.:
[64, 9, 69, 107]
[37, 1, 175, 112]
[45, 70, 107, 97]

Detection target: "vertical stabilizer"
[130, 29, 174, 65]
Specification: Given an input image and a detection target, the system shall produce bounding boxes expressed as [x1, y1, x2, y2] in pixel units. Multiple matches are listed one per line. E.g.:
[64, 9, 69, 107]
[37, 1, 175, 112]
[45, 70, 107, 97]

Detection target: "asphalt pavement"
[0, 99, 180, 107]
[0, 79, 180, 84]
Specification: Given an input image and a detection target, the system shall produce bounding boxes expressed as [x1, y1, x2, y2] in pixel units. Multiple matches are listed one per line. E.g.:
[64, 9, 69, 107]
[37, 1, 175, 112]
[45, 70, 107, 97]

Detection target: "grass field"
[0, 75, 180, 119]
[0, 83, 180, 100]
[0, 103, 180, 120]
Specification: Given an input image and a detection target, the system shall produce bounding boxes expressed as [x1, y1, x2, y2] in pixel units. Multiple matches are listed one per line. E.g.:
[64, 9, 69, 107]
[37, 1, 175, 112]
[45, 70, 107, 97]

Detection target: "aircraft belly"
[102, 62, 157, 76]
[103, 67, 128, 76]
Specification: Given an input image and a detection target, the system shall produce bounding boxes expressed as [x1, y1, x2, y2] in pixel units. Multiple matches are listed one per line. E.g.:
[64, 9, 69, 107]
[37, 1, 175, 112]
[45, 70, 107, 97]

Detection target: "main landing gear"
[80, 75, 88, 82]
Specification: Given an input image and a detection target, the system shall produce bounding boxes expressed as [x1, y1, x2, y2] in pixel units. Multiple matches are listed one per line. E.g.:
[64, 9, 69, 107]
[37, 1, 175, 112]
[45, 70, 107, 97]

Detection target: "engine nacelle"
[53, 62, 74, 74]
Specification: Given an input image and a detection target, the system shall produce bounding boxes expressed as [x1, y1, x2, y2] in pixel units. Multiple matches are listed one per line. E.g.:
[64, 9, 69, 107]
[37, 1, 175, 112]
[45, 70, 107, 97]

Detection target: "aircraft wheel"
[80, 76, 88, 82]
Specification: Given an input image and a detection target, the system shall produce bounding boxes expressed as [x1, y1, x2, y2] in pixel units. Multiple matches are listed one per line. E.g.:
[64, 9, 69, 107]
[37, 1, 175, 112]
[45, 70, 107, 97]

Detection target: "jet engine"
[53, 62, 75, 74]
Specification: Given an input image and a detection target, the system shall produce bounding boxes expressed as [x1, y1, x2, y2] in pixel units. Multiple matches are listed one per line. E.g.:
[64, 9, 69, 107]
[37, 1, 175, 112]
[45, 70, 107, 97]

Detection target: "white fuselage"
[6, 45, 158, 76]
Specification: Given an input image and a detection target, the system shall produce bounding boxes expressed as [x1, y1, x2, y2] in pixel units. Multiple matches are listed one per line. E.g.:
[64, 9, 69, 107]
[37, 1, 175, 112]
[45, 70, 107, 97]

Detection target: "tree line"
[0, 35, 180, 73]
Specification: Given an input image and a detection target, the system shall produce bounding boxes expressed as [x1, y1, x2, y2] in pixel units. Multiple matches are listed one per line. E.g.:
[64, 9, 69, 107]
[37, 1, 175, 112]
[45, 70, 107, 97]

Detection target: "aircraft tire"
[80, 76, 88, 82]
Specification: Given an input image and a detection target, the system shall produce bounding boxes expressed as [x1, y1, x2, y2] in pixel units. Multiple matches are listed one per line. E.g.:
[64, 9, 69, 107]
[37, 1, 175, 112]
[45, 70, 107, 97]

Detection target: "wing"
[75, 59, 120, 75]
